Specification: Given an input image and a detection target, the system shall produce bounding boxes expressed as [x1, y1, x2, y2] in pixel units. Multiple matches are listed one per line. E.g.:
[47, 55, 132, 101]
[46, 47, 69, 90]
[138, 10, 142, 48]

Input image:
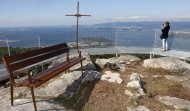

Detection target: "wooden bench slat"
[16, 57, 86, 87]
[3, 43, 67, 65]
[15, 57, 77, 86]
[8, 48, 69, 73]
[33, 57, 85, 87]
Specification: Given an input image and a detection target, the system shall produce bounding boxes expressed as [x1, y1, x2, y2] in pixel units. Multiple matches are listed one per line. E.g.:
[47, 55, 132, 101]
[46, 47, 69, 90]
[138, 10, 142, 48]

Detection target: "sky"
[0, 0, 190, 27]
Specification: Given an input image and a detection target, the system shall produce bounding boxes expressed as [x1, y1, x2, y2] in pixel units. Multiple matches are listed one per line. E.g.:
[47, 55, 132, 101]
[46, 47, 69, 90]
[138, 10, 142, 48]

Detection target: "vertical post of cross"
[66, 1, 91, 54]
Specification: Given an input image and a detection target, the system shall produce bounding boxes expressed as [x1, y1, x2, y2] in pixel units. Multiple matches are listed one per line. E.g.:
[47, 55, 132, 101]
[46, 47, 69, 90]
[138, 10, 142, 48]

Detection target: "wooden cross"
[66, 1, 91, 54]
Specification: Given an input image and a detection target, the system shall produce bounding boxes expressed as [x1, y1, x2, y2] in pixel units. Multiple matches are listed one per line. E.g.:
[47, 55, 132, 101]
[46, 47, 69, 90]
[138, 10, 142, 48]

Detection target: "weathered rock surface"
[153, 75, 162, 78]
[50, 53, 96, 71]
[101, 71, 123, 84]
[27, 70, 102, 97]
[26, 70, 123, 98]
[0, 86, 28, 103]
[159, 96, 190, 110]
[95, 59, 110, 69]
[1, 70, 123, 103]
[143, 57, 190, 75]
[127, 80, 141, 88]
[130, 73, 141, 81]
[164, 75, 188, 82]
[182, 80, 190, 90]
[95, 55, 140, 69]
[0, 99, 66, 111]
[125, 90, 134, 97]
[127, 73, 142, 89]
[126, 73, 145, 96]
[127, 106, 150, 111]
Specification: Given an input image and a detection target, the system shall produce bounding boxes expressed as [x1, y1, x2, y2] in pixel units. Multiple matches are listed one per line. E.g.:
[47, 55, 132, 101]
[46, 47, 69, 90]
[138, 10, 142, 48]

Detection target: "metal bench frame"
[2, 43, 85, 111]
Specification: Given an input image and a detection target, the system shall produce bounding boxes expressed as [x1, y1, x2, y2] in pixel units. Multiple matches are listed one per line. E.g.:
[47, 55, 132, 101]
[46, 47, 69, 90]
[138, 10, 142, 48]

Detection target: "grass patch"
[129, 54, 162, 60]
[186, 60, 190, 64]
[90, 53, 163, 62]
[180, 108, 189, 111]
[90, 54, 116, 61]
[121, 80, 128, 85]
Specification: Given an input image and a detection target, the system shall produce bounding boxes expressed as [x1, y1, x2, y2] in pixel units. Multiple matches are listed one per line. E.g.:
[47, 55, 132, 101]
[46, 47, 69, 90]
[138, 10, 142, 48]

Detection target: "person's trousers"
[162, 38, 168, 49]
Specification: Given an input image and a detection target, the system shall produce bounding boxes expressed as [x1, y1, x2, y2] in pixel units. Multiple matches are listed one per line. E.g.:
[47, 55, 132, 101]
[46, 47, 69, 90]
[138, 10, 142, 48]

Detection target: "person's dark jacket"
[161, 25, 170, 38]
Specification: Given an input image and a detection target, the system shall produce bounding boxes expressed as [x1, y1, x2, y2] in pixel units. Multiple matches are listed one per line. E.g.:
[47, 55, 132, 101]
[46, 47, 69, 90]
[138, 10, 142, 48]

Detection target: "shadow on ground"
[54, 70, 102, 111]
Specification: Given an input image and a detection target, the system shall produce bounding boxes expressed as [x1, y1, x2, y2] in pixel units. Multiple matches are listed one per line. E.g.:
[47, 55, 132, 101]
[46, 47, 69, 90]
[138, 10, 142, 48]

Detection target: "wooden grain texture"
[8, 48, 69, 73]
[16, 57, 85, 87]
[3, 43, 67, 65]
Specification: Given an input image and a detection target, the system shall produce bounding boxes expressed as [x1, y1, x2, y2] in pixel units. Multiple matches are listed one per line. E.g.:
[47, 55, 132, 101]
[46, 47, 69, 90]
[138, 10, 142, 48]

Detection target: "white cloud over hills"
[97, 14, 190, 22]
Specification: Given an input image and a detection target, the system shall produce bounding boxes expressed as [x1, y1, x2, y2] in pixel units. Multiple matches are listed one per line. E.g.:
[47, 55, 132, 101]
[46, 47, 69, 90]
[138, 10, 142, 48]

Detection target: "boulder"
[143, 57, 190, 75]
[50, 53, 96, 71]
[27, 70, 102, 98]
[130, 73, 141, 81]
[27, 76, 76, 97]
[24, 70, 124, 98]
[126, 73, 145, 96]
[95, 59, 110, 68]
[127, 106, 150, 111]
[158, 96, 190, 110]
[137, 87, 145, 96]
[95, 55, 140, 69]
[127, 73, 142, 89]
[127, 81, 141, 88]
[101, 71, 123, 84]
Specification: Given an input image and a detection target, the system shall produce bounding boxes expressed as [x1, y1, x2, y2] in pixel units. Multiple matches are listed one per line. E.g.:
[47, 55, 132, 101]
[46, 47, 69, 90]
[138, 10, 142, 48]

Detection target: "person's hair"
[166, 21, 170, 25]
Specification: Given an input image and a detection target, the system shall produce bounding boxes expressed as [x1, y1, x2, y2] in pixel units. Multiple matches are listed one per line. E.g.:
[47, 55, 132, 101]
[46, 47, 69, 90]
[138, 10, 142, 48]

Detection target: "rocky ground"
[0, 54, 190, 111]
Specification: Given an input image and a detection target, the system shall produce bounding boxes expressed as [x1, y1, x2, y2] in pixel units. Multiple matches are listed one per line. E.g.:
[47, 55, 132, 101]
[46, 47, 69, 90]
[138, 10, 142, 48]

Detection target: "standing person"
[161, 21, 170, 51]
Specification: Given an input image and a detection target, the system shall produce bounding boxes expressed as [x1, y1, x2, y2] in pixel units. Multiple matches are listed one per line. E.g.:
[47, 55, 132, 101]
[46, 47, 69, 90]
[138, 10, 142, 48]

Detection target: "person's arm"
[162, 26, 170, 32]
[162, 25, 168, 32]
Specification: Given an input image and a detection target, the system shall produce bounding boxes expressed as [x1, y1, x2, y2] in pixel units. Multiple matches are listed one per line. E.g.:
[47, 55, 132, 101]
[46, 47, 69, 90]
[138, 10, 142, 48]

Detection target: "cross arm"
[65, 14, 91, 17]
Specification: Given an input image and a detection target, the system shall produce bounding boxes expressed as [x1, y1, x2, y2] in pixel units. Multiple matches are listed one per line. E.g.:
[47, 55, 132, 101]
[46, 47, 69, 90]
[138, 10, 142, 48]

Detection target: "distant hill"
[91, 21, 190, 30]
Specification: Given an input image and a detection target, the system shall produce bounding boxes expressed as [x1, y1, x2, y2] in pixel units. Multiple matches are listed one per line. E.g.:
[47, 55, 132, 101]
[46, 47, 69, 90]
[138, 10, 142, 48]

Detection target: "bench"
[2, 43, 86, 111]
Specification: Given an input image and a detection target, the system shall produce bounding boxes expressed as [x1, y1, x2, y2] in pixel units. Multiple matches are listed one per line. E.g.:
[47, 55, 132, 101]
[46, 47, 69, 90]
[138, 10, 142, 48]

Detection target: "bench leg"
[30, 87, 37, 111]
[80, 61, 83, 74]
[10, 83, 13, 105]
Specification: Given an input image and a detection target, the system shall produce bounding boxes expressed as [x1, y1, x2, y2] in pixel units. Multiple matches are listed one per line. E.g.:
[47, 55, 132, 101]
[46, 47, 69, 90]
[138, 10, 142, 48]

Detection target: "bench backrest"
[3, 43, 69, 73]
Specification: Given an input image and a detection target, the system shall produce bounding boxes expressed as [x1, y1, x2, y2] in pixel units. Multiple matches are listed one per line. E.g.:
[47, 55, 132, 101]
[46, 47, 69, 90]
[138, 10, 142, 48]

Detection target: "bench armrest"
[13, 70, 33, 86]
[13, 70, 30, 74]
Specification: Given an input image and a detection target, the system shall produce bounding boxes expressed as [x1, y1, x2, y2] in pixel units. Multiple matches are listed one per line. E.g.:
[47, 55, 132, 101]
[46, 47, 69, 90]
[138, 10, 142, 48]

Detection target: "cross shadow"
[55, 70, 102, 111]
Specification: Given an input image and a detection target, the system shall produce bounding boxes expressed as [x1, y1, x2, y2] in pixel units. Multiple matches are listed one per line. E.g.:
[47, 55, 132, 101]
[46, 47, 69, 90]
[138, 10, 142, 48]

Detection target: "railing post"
[116, 53, 118, 58]
[6, 36, 11, 56]
[150, 53, 154, 59]
[153, 29, 157, 51]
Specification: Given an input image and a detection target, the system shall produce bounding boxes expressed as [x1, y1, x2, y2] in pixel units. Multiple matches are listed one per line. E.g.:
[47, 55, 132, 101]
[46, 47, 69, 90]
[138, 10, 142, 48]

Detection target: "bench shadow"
[55, 70, 102, 111]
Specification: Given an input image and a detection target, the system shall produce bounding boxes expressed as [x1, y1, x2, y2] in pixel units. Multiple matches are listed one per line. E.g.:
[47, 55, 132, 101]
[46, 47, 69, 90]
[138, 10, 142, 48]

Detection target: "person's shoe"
[162, 48, 165, 52]
[166, 48, 168, 51]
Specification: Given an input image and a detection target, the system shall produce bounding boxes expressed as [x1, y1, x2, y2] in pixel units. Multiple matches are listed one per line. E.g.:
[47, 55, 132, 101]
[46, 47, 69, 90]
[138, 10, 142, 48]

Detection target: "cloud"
[167, 14, 190, 20]
[95, 14, 190, 22]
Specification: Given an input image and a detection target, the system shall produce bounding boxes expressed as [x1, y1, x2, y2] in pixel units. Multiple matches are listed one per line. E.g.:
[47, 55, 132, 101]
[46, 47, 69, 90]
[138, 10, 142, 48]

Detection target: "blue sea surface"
[0, 21, 190, 51]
